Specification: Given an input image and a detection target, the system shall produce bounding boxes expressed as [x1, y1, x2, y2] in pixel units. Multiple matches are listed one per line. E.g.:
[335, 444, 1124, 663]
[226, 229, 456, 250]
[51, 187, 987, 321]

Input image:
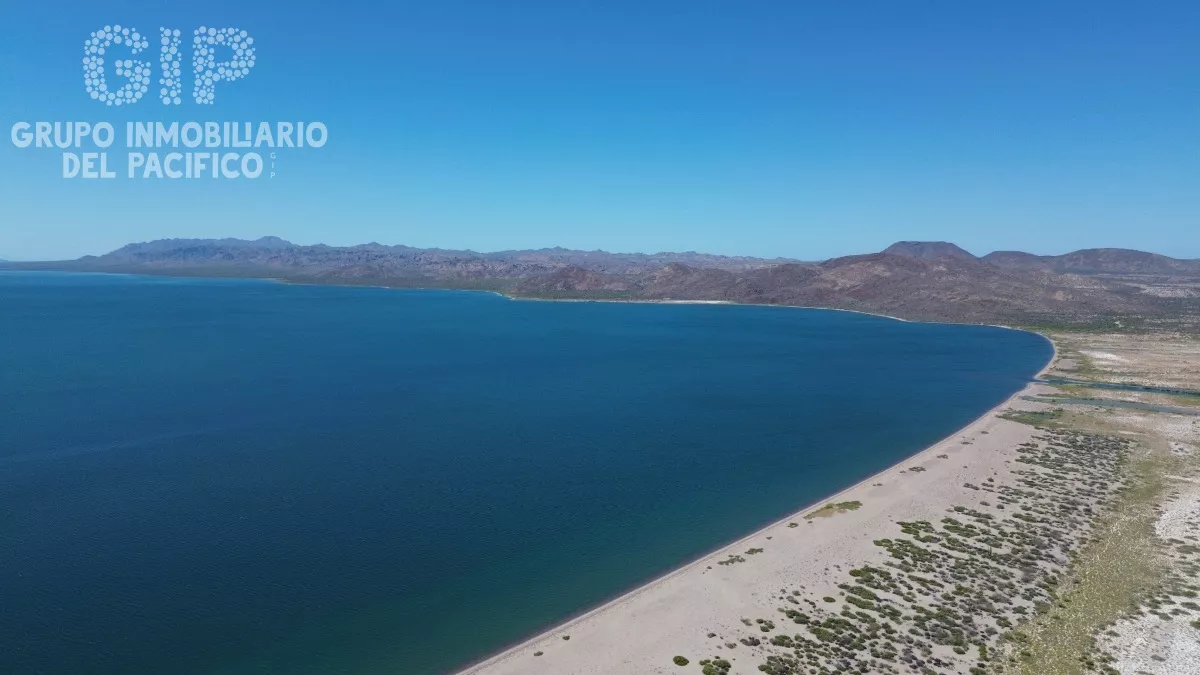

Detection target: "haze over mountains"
[9, 237, 1200, 326]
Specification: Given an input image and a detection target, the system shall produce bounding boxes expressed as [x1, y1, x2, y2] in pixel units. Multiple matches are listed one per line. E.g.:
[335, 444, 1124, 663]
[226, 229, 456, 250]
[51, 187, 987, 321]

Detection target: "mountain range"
[8, 237, 1200, 327]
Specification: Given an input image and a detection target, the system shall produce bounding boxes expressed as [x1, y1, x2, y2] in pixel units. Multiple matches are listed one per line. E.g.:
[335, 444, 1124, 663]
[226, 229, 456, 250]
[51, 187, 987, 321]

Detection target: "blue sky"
[0, 0, 1197, 261]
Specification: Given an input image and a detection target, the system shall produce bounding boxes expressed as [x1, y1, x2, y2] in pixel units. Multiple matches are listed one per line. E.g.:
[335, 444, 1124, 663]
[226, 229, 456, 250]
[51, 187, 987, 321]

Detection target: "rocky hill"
[882, 241, 979, 262]
[11, 237, 1199, 326]
[983, 248, 1200, 277]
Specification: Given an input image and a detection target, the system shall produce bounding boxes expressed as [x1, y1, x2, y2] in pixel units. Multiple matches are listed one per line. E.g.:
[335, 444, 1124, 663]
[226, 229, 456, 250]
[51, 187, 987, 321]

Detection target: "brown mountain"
[882, 241, 979, 262]
[515, 250, 1151, 323]
[512, 266, 633, 294]
[9, 238, 1196, 326]
[983, 248, 1200, 277]
[73, 237, 796, 280]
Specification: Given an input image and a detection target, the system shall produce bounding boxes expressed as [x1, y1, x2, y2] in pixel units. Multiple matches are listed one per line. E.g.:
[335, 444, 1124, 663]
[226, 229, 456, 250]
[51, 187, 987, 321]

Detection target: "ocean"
[0, 271, 1051, 674]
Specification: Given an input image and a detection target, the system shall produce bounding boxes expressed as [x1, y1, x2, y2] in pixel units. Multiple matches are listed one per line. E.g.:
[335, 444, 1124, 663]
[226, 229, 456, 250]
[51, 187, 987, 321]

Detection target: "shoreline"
[495, 292, 913, 323]
[1, 267, 1044, 334]
[455, 339, 1058, 674]
[497, 291, 1061, 336]
[6, 261, 1057, 348]
[4, 268, 1067, 674]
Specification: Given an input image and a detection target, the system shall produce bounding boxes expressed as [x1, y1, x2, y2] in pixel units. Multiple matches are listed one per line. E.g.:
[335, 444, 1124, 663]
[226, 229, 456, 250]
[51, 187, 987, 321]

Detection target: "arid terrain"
[1031, 333, 1200, 675]
[9, 238, 1200, 326]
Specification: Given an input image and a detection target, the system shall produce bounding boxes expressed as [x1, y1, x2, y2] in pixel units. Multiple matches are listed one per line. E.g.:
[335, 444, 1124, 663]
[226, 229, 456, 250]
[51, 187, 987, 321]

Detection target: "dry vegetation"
[804, 501, 864, 520]
[675, 332, 1200, 675]
[1034, 335, 1200, 675]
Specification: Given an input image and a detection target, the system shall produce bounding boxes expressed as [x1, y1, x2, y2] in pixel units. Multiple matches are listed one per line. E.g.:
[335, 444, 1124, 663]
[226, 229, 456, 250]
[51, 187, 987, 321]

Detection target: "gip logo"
[83, 25, 256, 105]
[11, 23, 325, 180]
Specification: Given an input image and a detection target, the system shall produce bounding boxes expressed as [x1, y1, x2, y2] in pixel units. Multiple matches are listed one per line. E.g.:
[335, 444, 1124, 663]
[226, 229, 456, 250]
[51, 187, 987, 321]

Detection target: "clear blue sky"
[0, 0, 1196, 261]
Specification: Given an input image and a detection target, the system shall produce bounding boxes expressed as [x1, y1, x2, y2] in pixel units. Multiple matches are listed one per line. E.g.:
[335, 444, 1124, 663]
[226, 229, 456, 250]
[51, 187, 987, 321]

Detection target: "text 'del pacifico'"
[9, 121, 327, 180]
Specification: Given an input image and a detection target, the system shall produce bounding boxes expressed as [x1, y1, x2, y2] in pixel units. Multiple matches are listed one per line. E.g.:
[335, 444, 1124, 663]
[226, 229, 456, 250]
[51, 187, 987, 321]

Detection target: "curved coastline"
[7, 268, 1048, 336]
[2, 270, 1057, 674]
[454, 333, 1057, 674]
[496, 291, 1060, 340]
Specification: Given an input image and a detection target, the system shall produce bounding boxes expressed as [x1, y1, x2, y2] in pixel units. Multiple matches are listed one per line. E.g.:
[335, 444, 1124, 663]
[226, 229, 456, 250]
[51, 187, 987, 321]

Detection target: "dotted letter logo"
[83, 25, 152, 106]
[192, 27, 256, 104]
[159, 28, 183, 104]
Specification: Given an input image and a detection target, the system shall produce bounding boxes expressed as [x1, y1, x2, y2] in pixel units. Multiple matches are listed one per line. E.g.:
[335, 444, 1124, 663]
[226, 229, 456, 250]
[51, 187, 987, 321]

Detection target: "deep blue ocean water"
[0, 271, 1051, 675]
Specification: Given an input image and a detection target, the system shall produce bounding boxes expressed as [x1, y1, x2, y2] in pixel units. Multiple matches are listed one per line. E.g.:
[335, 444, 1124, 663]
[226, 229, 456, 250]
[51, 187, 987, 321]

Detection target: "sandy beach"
[459, 342, 1064, 675]
[457, 330, 1200, 675]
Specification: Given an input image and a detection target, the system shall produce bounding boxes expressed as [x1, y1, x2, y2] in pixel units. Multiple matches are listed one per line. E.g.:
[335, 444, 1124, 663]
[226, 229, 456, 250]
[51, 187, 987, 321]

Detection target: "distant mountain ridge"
[8, 237, 1200, 325]
[82, 236, 799, 279]
[982, 248, 1200, 277]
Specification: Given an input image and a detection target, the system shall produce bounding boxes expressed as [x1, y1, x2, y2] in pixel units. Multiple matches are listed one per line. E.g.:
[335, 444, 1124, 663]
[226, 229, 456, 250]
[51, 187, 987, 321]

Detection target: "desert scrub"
[742, 429, 1129, 675]
[1000, 408, 1064, 426]
[805, 501, 863, 519]
[999, 443, 1168, 674]
[671, 655, 688, 666]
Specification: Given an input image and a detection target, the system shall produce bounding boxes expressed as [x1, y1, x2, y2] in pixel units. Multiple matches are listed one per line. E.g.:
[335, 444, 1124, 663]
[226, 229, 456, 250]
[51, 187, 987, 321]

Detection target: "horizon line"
[11, 236, 1197, 264]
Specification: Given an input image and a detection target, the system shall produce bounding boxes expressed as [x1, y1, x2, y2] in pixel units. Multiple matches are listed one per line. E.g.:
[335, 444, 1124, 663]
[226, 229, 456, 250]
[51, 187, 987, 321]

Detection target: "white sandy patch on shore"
[1080, 350, 1128, 363]
[1105, 609, 1200, 675]
[459, 383, 1056, 675]
[1100, 476, 1200, 675]
[1096, 401, 1200, 675]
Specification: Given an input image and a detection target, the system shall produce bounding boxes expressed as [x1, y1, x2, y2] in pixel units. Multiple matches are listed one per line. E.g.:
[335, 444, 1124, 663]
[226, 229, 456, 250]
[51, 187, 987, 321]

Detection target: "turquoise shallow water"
[0, 271, 1051, 675]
